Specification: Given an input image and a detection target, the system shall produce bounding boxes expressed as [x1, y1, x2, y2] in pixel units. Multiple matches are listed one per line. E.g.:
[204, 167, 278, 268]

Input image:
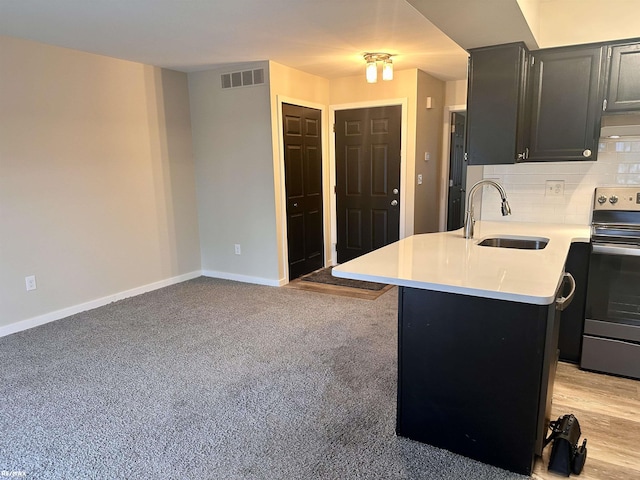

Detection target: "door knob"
[391, 199, 398, 206]
[393, 188, 399, 194]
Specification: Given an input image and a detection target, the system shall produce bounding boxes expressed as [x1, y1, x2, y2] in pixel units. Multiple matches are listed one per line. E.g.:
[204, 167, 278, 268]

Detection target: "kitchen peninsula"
[333, 221, 590, 475]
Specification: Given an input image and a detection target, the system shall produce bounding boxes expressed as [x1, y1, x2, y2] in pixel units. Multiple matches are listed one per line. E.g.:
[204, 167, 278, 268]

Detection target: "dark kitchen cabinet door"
[528, 45, 606, 162]
[558, 242, 591, 363]
[466, 43, 530, 165]
[397, 286, 553, 475]
[605, 42, 640, 112]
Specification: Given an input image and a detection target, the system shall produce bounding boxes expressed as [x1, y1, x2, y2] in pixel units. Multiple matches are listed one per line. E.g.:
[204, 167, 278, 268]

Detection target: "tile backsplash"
[479, 136, 640, 225]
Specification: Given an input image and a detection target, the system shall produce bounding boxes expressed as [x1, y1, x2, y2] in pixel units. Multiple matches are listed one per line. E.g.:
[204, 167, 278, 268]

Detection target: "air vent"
[221, 68, 265, 89]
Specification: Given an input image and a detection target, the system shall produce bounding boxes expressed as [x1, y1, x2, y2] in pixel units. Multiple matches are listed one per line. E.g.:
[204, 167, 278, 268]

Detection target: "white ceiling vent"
[221, 68, 265, 89]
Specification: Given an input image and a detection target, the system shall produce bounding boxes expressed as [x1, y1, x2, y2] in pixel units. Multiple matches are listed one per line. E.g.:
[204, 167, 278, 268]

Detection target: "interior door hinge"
[463, 152, 468, 161]
[334, 185, 337, 194]
[530, 56, 535, 66]
[603, 98, 608, 111]
[333, 123, 336, 132]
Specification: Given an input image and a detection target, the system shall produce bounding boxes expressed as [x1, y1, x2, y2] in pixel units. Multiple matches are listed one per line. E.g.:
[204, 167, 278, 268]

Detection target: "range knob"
[597, 195, 607, 204]
[609, 195, 619, 204]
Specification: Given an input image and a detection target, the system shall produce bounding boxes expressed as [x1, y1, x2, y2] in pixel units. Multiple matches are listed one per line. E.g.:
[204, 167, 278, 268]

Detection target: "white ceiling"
[0, 0, 479, 81]
[1, 1, 637, 82]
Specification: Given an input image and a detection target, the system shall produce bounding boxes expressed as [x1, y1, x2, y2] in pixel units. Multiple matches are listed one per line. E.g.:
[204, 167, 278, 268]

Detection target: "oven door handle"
[556, 272, 576, 312]
[592, 244, 640, 256]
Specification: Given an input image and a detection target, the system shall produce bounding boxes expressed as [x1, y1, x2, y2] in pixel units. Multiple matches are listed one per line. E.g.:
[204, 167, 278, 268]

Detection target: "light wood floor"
[532, 362, 640, 480]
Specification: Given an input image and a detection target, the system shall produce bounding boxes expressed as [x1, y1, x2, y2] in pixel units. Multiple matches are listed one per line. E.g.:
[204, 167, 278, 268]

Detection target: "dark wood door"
[447, 112, 466, 231]
[466, 43, 530, 165]
[528, 45, 606, 162]
[605, 42, 640, 112]
[335, 106, 401, 263]
[282, 103, 324, 280]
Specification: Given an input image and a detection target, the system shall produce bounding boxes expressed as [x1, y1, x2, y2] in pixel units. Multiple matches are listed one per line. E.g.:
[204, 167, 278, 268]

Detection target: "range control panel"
[594, 187, 640, 211]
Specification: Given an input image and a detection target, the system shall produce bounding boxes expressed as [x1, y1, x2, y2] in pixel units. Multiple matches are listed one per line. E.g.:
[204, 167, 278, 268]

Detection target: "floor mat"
[300, 266, 387, 291]
[285, 266, 393, 300]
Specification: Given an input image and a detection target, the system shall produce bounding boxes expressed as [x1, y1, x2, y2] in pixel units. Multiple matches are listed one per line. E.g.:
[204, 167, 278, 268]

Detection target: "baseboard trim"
[202, 270, 283, 287]
[0, 270, 202, 338]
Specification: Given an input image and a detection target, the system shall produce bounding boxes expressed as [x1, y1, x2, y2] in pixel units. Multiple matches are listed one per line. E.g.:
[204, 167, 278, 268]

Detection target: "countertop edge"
[331, 269, 557, 305]
[332, 222, 591, 306]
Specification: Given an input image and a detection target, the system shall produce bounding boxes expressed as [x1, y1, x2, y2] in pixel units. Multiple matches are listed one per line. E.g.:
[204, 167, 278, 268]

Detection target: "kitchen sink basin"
[477, 236, 549, 250]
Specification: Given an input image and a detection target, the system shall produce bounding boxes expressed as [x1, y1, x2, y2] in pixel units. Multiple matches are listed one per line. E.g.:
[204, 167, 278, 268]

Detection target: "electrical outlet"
[234, 244, 241, 255]
[25, 275, 37, 291]
[545, 180, 565, 196]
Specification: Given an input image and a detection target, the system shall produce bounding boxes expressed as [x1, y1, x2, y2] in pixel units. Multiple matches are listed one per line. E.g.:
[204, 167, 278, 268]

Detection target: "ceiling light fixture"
[364, 53, 394, 83]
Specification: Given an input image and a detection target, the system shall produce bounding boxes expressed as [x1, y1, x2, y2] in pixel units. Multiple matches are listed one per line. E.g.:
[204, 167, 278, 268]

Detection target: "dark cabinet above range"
[466, 38, 640, 165]
[604, 42, 640, 113]
[528, 45, 606, 162]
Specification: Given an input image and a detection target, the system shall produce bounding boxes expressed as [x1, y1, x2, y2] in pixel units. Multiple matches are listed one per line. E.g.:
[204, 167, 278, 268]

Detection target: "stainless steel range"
[582, 187, 640, 379]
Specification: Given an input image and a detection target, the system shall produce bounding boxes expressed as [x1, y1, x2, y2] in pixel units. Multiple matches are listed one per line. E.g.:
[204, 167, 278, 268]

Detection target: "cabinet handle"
[583, 149, 592, 158]
[556, 273, 576, 312]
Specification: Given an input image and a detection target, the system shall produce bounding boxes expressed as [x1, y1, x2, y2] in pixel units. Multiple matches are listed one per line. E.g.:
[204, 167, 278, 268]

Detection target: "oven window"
[586, 253, 640, 326]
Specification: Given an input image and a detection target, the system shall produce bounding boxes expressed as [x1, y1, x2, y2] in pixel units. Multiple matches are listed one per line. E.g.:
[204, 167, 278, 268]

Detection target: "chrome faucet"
[463, 180, 511, 239]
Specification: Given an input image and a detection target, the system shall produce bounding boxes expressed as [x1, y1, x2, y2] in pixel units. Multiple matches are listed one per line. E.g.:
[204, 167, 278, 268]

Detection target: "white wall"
[516, 0, 541, 43]
[415, 70, 446, 233]
[480, 136, 640, 224]
[0, 36, 201, 333]
[538, 0, 640, 47]
[188, 63, 281, 285]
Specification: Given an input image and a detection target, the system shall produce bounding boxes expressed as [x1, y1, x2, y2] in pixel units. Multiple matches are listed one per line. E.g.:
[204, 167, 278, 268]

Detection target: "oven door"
[582, 244, 640, 379]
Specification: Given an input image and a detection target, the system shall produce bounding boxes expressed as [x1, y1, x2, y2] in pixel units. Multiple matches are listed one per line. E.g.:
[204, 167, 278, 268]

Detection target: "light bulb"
[382, 59, 393, 81]
[366, 60, 377, 83]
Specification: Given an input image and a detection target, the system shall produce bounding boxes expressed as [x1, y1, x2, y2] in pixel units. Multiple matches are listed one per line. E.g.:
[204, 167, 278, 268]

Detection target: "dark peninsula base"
[397, 286, 560, 475]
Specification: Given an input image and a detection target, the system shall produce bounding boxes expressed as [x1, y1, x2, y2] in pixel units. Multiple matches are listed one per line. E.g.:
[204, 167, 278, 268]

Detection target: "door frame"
[276, 95, 330, 284]
[438, 104, 466, 232]
[330, 99, 408, 265]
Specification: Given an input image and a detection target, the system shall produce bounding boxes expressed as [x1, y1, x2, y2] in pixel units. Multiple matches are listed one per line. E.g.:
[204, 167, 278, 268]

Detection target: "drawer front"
[581, 335, 640, 379]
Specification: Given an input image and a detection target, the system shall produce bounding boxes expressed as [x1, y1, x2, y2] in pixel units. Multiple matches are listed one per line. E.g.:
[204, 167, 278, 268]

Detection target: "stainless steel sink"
[477, 236, 549, 250]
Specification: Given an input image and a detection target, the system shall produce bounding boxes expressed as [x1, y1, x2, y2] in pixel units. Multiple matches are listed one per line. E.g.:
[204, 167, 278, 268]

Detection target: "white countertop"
[332, 221, 591, 305]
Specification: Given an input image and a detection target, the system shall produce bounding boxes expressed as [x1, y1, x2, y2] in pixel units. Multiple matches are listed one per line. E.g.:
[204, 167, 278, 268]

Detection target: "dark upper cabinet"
[527, 45, 606, 162]
[466, 43, 530, 165]
[605, 42, 640, 112]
